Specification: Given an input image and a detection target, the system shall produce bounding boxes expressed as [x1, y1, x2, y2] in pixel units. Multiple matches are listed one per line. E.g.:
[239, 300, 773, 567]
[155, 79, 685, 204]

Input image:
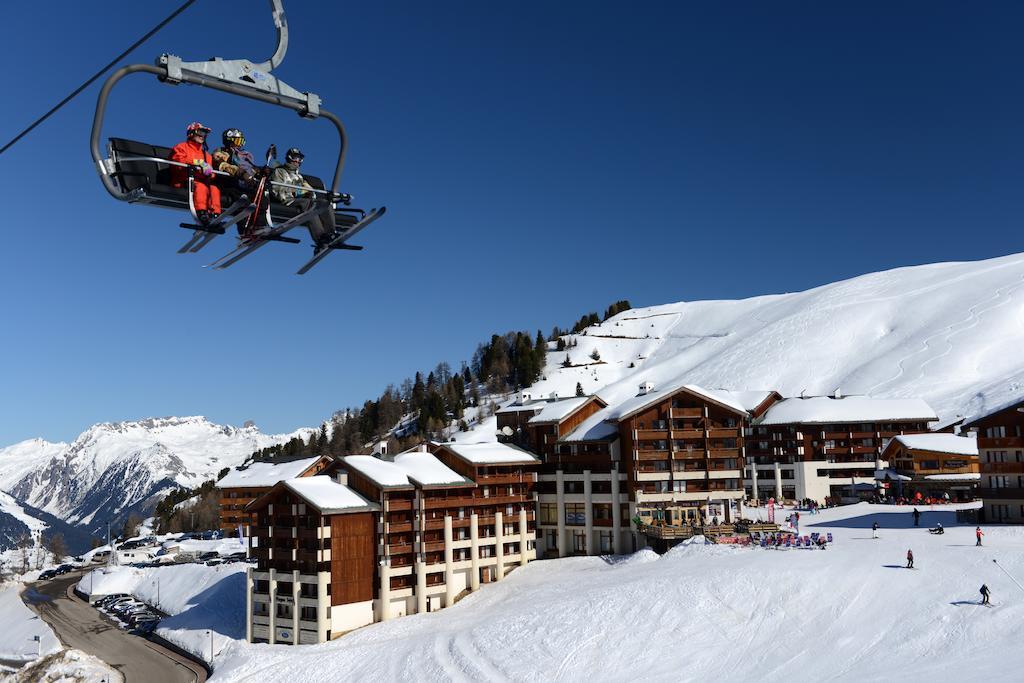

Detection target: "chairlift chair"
[90, 0, 384, 272]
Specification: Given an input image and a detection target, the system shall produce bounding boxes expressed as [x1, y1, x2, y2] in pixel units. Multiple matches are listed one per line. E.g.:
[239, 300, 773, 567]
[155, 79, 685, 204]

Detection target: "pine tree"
[590, 348, 601, 362]
[562, 354, 572, 368]
[576, 381, 585, 397]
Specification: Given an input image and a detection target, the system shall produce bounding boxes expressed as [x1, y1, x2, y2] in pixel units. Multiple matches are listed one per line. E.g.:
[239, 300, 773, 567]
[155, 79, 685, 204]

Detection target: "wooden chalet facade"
[244, 443, 538, 644]
[496, 393, 607, 459]
[878, 433, 980, 502]
[963, 398, 1024, 523]
[218, 455, 333, 533]
[745, 395, 936, 503]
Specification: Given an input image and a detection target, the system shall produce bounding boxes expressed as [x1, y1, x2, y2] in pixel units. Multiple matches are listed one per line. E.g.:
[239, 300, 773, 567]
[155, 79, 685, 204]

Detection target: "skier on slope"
[170, 122, 221, 225]
[976, 527, 984, 547]
[872, 521, 879, 539]
[912, 508, 921, 526]
[980, 584, 990, 605]
[906, 549, 914, 569]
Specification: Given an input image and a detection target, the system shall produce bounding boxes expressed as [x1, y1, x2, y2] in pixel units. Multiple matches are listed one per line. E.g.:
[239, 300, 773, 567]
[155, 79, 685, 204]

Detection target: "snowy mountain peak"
[0, 416, 313, 537]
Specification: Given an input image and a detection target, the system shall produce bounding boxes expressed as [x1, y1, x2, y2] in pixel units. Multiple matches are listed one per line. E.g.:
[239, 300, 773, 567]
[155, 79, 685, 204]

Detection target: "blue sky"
[1, 1, 1022, 444]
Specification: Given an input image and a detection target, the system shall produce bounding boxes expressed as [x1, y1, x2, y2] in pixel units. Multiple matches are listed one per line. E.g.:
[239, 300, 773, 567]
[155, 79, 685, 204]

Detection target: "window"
[253, 601, 268, 616]
[986, 426, 1007, 439]
[564, 481, 584, 494]
[540, 503, 558, 525]
[599, 531, 614, 553]
[565, 503, 585, 525]
[989, 451, 1008, 464]
[672, 480, 686, 493]
[545, 530, 558, 551]
[651, 419, 668, 430]
[276, 603, 292, 619]
[572, 530, 587, 553]
[593, 504, 612, 520]
[301, 606, 317, 621]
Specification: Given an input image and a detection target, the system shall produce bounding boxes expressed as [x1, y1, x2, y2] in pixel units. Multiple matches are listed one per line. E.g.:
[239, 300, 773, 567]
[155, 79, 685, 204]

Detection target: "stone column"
[555, 470, 566, 557]
[611, 468, 622, 554]
[583, 470, 594, 555]
[774, 461, 783, 499]
[750, 457, 760, 501]
[494, 511, 505, 579]
[292, 569, 300, 645]
[317, 571, 330, 642]
[268, 568, 277, 645]
[470, 513, 480, 591]
[443, 516, 455, 607]
[518, 508, 529, 566]
[245, 567, 253, 642]
[378, 560, 391, 622]
[415, 557, 427, 614]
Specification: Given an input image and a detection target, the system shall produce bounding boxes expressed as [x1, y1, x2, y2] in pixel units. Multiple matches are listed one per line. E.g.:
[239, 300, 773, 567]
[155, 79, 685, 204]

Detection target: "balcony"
[671, 429, 704, 439]
[707, 428, 740, 439]
[981, 462, 1024, 474]
[707, 449, 740, 459]
[976, 488, 1024, 500]
[670, 408, 703, 418]
[636, 450, 671, 461]
[388, 521, 413, 533]
[636, 429, 670, 439]
[978, 436, 1024, 449]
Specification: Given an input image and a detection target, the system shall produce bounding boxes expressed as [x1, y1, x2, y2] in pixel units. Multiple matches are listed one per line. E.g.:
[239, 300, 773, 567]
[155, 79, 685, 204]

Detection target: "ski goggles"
[226, 135, 245, 147]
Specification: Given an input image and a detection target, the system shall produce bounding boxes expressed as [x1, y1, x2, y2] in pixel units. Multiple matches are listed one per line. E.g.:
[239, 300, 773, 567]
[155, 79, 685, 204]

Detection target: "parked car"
[38, 569, 58, 580]
[54, 564, 74, 574]
[198, 551, 219, 561]
[133, 620, 159, 635]
[97, 593, 131, 607]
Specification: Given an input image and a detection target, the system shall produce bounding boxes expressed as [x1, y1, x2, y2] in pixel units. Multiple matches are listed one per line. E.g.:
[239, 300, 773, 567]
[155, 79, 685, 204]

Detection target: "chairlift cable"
[0, 0, 198, 156]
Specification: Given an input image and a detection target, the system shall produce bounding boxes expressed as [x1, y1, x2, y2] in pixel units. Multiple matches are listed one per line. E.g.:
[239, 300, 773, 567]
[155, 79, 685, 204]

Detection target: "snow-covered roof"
[561, 408, 620, 442]
[440, 442, 540, 465]
[708, 390, 778, 413]
[283, 476, 377, 513]
[343, 455, 413, 488]
[923, 473, 981, 481]
[610, 382, 749, 421]
[527, 397, 596, 424]
[962, 394, 1024, 428]
[343, 453, 472, 488]
[887, 433, 978, 457]
[393, 451, 472, 487]
[757, 396, 937, 425]
[218, 455, 325, 488]
[874, 468, 912, 482]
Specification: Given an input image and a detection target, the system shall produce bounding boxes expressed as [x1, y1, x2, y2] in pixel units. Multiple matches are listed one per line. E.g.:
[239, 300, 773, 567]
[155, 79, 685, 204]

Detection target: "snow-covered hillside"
[0, 417, 312, 542]
[514, 252, 1024, 432]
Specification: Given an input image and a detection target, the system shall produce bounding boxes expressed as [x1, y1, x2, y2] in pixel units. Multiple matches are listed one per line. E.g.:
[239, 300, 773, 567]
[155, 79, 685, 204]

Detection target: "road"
[21, 570, 206, 683]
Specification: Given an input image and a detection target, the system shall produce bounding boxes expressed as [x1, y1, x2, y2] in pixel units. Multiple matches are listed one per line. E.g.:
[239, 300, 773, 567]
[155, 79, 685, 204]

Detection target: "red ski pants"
[193, 180, 221, 213]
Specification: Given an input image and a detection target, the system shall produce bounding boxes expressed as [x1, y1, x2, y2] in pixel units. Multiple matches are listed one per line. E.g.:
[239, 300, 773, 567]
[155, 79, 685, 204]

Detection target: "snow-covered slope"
[0, 417, 311, 541]
[533, 252, 1024, 428]
[206, 503, 1021, 682]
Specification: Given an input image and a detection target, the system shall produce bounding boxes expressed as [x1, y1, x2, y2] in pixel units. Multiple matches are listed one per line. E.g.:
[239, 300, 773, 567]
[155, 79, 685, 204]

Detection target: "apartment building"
[963, 397, 1024, 523]
[878, 433, 980, 501]
[245, 443, 538, 644]
[496, 393, 608, 458]
[745, 394, 936, 503]
[218, 455, 333, 533]
[531, 382, 775, 557]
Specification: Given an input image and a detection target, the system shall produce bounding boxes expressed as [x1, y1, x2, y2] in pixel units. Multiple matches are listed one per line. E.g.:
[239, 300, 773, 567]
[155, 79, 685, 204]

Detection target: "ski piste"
[295, 206, 387, 275]
[204, 204, 320, 270]
[176, 195, 254, 254]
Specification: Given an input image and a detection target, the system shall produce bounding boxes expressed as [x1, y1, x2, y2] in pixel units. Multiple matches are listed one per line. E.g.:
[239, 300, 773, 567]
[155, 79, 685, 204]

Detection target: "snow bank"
[0, 582, 61, 661]
[13, 648, 121, 682]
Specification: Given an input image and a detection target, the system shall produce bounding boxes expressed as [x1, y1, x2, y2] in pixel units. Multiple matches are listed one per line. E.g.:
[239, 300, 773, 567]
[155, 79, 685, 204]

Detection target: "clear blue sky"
[1, 1, 1022, 445]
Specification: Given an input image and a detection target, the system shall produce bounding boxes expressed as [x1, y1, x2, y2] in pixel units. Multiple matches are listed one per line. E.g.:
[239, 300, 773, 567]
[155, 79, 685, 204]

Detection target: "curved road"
[21, 570, 206, 683]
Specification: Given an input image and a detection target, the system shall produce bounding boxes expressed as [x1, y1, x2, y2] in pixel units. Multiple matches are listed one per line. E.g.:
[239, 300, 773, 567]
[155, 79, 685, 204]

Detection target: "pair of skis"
[176, 195, 255, 253]
[205, 204, 386, 274]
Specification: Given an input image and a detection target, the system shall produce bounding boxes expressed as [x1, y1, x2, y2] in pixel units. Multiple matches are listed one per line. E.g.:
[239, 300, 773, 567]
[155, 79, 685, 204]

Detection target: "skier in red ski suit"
[169, 122, 221, 223]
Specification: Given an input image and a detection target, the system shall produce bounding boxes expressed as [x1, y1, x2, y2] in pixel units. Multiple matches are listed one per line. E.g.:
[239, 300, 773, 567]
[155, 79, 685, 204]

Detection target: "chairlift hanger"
[90, 0, 384, 273]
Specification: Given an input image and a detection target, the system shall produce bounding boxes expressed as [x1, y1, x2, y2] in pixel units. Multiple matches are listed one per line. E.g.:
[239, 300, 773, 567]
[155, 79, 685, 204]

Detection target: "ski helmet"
[285, 147, 305, 163]
[222, 128, 245, 148]
[186, 122, 211, 136]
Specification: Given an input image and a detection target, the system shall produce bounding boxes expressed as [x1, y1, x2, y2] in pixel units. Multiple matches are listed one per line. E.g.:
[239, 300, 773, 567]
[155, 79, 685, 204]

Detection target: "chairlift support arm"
[91, 0, 347, 199]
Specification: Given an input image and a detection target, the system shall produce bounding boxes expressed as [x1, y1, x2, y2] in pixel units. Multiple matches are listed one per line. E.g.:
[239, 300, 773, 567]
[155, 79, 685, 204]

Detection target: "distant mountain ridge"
[0, 416, 312, 548]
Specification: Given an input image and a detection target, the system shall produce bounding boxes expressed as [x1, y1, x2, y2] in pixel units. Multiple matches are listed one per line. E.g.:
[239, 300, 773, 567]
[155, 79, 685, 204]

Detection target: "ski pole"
[993, 558, 1024, 595]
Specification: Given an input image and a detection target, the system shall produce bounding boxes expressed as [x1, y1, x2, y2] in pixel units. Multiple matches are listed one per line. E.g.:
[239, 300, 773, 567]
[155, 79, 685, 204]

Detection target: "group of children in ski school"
[169, 122, 339, 249]
[871, 515, 992, 605]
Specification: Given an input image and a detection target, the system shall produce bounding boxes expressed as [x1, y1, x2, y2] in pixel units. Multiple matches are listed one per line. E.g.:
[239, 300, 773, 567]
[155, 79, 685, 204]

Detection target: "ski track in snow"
[866, 269, 1024, 396]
